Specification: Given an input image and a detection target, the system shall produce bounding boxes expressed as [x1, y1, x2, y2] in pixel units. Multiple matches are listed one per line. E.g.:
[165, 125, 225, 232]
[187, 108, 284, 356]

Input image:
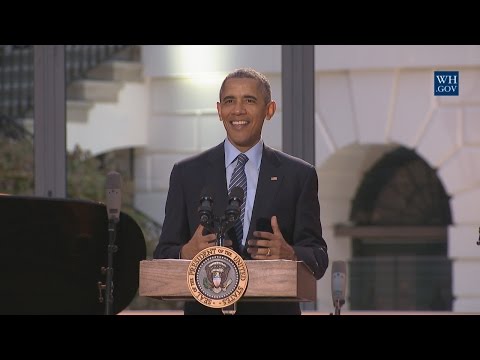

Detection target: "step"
[110, 46, 141, 61]
[87, 61, 143, 82]
[67, 100, 94, 123]
[15, 100, 93, 124]
[67, 80, 123, 102]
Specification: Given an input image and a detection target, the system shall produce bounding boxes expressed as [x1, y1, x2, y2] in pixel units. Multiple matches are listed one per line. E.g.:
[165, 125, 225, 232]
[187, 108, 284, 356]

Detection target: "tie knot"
[236, 153, 249, 166]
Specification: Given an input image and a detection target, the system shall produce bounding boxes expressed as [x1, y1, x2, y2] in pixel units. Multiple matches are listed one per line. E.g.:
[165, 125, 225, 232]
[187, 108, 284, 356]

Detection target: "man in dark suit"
[154, 68, 328, 314]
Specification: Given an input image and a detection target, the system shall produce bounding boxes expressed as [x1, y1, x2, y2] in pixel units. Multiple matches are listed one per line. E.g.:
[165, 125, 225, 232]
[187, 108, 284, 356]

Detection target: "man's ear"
[266, 100, 276, 120]
[217, 102, 222, 121]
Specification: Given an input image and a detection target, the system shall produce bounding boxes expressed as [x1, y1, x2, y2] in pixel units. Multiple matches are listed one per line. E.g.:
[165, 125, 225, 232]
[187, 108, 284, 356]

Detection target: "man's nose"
[234, 104, 246, 114]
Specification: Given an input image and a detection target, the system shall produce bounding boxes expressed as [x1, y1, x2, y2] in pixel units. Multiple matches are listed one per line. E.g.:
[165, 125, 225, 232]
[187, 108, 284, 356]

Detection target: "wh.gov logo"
[434, 71, 459, 96]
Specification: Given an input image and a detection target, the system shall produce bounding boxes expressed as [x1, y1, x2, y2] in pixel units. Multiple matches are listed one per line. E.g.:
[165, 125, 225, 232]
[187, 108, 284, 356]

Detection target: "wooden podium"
[139, 259, 316, 302]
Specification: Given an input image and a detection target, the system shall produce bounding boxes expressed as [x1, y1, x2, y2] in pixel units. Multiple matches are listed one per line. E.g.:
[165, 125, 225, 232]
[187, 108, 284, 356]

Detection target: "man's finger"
[205, 233, 217, 242]
[195, 224, 205, 235]
[248, 239, 270, 248]
[271, 216, 281, 234]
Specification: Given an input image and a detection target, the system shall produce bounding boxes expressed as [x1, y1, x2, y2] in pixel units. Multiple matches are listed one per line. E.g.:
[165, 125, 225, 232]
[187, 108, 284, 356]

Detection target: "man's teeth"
[232, 121, 247, 125]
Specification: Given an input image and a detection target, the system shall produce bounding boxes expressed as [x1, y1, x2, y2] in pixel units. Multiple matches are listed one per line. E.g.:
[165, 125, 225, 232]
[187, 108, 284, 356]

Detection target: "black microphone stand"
[214, 216, 232, 247]
[203, 213, 236, 248]
[218, 214, 237, 316]
[105, 219, 118, 315]
[333, 299, 345, 315]
[206, 215, 237, 315]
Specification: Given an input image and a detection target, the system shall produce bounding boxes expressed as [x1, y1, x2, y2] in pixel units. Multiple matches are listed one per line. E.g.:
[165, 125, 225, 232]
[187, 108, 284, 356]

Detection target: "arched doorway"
[345, 147, 452, 311]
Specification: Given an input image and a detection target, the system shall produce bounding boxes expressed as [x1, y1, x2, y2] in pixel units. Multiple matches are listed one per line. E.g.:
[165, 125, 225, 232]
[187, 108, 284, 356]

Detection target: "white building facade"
[68, 45, 480, 313]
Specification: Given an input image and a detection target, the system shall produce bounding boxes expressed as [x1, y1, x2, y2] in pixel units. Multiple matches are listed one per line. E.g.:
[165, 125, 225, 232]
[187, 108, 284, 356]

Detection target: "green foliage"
[0, 138, 34, 195]
[67, 145, 105, 201]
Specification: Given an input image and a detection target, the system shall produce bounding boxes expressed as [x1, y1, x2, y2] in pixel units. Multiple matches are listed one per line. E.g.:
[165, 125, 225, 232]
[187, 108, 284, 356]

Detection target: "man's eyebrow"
[222, 94, 258, 102]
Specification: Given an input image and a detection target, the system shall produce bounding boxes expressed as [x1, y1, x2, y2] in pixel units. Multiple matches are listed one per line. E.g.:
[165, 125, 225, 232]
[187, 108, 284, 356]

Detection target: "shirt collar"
[224, 138, 263, 170]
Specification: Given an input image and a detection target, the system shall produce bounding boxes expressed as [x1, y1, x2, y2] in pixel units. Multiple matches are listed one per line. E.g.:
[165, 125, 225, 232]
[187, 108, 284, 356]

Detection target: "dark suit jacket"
[154, 141, 329, 315]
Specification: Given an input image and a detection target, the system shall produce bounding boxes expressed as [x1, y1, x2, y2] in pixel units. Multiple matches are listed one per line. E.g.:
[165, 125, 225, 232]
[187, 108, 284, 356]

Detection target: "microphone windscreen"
[200, 185, 215, 200]
[106, 171, 122, 222]
[229, 186, 244, 202]
[332, 260, 346, 275]
[106, 171, 121, 189]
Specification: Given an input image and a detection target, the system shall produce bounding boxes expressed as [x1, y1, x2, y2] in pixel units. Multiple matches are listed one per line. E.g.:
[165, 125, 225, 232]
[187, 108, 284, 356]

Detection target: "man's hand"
[180, 224, 232, 259]
[246, 216, 297, 260]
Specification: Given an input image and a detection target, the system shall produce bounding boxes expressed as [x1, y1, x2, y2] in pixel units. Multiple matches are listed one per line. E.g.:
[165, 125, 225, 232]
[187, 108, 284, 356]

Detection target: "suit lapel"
[205, 142, 228, 220]
[247, 145, 283, 241]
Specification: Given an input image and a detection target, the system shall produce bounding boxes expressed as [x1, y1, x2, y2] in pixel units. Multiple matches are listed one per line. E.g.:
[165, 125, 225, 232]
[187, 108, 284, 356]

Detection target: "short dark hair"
[219, 68, 271, 104]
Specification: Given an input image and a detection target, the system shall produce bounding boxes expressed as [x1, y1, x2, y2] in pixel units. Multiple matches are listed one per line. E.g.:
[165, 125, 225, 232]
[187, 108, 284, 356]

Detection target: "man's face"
[217, 78, 275, 152]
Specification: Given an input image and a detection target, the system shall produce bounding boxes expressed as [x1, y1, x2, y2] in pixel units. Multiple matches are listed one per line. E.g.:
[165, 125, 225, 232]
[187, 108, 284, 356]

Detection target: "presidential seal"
[187, 246, 248, 308]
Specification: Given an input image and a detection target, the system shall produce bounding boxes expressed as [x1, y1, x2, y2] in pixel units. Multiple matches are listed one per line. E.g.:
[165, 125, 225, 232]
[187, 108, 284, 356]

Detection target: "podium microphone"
[104, 171, 122, 315]
[225, 186, 244, 223]
[106, 171, 122, 224]
[198, 186, 214, 229]
[331, 261, 347, 315]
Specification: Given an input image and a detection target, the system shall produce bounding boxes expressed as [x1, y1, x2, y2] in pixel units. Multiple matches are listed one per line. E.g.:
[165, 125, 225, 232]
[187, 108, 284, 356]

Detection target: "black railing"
[65, 45, 130, 83]
[0, 45, 132, 121]
[349, 256, 453, 311]
[0, 45, 34, 121]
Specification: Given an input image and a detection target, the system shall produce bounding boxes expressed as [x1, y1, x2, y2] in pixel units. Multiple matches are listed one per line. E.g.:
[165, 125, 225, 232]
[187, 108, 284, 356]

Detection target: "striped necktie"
[228, 153, 248, 248]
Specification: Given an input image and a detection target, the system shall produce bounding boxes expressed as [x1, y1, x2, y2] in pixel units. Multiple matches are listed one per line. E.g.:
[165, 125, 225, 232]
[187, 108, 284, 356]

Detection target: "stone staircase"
[0, 45, 143, 128]
[66, 46, 143, 123]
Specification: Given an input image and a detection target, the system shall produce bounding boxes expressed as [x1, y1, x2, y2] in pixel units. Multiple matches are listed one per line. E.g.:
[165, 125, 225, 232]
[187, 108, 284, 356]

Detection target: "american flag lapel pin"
[271, 176, 278, 181]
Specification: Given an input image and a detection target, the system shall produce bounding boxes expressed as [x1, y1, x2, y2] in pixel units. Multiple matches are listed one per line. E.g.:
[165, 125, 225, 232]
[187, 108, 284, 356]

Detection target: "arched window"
[343, 147, 452, 311]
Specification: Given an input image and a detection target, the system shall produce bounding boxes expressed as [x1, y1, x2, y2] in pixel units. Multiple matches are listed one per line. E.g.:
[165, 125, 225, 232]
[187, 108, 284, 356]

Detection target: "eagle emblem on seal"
[203, 261, 233, 293]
